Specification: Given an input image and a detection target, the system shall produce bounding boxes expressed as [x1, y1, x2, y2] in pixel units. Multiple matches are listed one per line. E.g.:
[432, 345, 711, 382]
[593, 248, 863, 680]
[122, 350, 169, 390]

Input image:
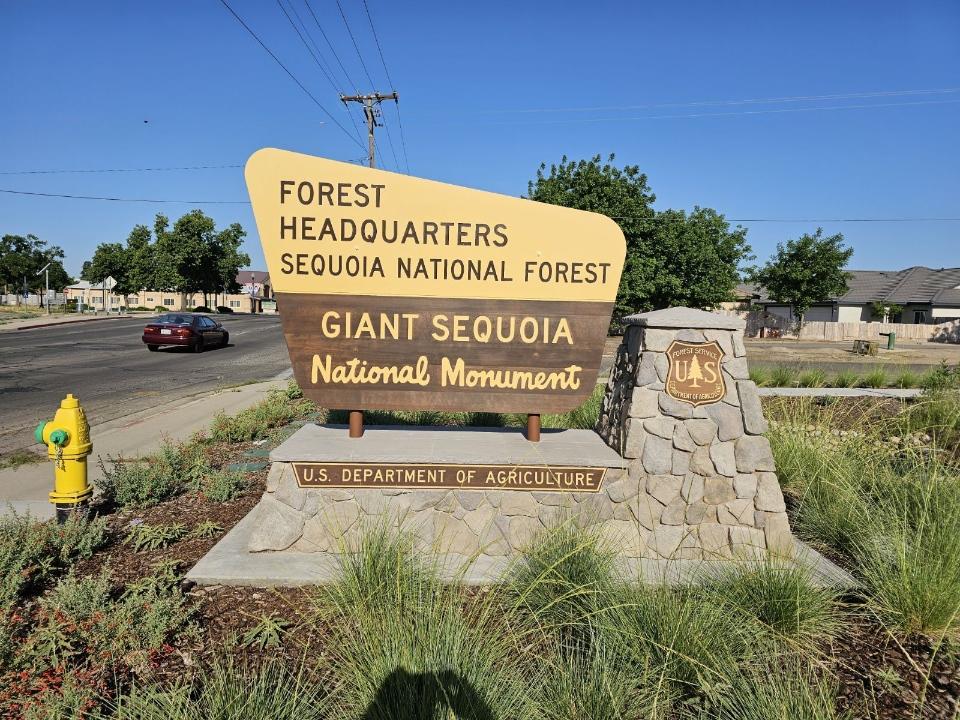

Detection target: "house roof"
[750, 266, 960, 307]
[840, 267, 960, 306]
[237, 270, 269, 285]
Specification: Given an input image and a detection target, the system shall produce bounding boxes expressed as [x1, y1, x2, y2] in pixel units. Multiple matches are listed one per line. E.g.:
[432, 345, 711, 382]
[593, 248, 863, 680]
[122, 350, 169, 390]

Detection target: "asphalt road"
[0, 315, 291, 454]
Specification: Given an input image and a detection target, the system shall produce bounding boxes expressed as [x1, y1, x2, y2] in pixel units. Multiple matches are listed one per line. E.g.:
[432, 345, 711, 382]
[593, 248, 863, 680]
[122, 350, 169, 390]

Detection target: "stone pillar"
[597, 307, 793, 559]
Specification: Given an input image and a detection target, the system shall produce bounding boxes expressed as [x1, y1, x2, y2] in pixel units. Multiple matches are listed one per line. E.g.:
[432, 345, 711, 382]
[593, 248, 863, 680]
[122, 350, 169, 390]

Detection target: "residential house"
[65, 272, 275, 313]
[752, 266, 960, 325]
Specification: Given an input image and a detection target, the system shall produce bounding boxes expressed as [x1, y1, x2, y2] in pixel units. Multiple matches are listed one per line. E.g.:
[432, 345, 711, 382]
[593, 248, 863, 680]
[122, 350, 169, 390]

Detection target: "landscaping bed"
[1, 381, 958, 718]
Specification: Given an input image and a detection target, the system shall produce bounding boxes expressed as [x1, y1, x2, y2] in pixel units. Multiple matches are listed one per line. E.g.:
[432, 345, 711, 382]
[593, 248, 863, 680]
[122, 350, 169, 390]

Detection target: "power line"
[0, 189, 250, 204]
[274, 0, 364, 144]
[361, 0, 410, 173]
[216, 0, 364, 150]
[485, 87, 960, 115]
[487, 98, 960, 125]
[0, 164, 243, 175]
[333, 0, 399, 171]
[333, 0, 376, 88]
[303, 0, 359, 92]
[4, 187, 959, 224]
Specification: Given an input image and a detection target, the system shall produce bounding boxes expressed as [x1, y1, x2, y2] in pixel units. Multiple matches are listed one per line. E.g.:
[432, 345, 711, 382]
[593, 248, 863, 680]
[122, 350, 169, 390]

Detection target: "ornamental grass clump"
[830, 370, 858, 388]
[749, 366, 772, 387]
[699, 663, 847, 720]
[700, 559, 842, 650]
[769, 366, 800, 388]
[506, 522, 618, 652]
[317, 527, 535, 720]
[797, 368, 827, 388]
[103, 659, 330, 720]
[859, 368, 888, 389]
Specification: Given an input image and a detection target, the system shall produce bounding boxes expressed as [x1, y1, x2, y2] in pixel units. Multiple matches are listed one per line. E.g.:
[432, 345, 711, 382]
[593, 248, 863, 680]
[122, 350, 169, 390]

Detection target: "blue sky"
[1, 0, 958, 278]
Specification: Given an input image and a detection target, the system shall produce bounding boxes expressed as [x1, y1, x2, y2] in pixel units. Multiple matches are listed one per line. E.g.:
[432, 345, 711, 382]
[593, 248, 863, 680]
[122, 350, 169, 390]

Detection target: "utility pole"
[340, 92, 398, 168]
[339, 92, 398, 438]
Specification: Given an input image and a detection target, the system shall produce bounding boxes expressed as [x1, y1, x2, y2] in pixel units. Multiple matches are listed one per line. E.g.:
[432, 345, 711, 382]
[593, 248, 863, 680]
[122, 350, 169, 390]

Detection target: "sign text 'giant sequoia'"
[245, 149, 626, 412]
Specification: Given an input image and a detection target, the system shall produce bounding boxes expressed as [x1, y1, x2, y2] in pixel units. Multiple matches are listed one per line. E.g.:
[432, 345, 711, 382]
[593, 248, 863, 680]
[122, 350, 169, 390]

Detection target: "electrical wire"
[485, 99, 960, 125]
[216, 0, 364, 150]
[361, 0, 410, 173]
[303, 0, 359, 93]
[484, 87, 960, 115]
[4, 187, 959, 223]
[274, 0, 364, 144]
[333, 0, 376, 88]
[0, 164, 243, 175]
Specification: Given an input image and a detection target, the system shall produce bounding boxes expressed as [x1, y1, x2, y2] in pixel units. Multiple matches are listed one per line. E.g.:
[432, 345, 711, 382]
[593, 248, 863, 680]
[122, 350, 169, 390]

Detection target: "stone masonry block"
[732, 331, 746, 357]
[734, 473, 759, 499]
[642, 434, 673, 474]
[633, 493, 664, 530]
[659, 393, 694, 420]
[673, 423, 696, 451]
[623, 421, 646, 460]
[755, 472, 787, 512]
[689, 446, 715, 476]
[672, 448, 691, 476]
[644, 328, 675, 352]
[629, 387, 660, 418]
[703, 329, 733, 357]
[643, 417, 677, 439]
[646, 474, 683, 505]
[735, 436, 776, 473]
[704, 476, 736, 505]
[737, 380, 768, 435]
[709, 441, 737, 477]
[634, 352, 658, 386]
[247, 495, 305, 552]
[685, 419, 718, 446]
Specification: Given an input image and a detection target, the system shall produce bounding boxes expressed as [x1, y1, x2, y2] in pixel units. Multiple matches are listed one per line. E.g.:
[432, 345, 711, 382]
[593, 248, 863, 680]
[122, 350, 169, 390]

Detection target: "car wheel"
[221, 331, 229, 347]
[147, 345, 159, 352]
[193, 338, 204, 353]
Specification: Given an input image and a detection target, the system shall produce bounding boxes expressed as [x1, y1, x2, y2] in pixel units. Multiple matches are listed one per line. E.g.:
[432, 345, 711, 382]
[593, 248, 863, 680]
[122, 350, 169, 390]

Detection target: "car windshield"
[157, 314, 193, 325]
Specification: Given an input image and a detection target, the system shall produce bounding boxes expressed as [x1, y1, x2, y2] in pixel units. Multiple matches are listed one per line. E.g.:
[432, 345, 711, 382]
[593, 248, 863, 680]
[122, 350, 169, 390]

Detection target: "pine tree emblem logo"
[664, 340, 726, 406]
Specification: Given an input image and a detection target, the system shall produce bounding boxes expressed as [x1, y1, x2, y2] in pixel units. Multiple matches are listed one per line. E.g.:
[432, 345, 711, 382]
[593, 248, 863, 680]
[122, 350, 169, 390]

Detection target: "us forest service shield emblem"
[665, 340, 726, 407]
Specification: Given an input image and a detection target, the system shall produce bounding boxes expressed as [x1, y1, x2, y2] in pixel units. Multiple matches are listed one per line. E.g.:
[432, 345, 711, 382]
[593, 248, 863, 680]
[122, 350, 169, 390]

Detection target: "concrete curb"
[757, 387, 922, 398]
[10, 315, 135, 331]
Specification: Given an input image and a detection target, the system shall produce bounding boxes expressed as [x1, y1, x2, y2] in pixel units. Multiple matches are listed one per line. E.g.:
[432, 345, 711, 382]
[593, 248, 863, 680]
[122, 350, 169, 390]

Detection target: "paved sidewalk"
[0, 373, 291, 520]
[757, 387, 922, 398]
[0, 312, 153, 332]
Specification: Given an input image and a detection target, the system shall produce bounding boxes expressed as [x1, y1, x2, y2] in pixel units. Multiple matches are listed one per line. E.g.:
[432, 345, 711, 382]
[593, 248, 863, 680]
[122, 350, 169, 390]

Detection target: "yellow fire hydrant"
[34, 393, 93, 521]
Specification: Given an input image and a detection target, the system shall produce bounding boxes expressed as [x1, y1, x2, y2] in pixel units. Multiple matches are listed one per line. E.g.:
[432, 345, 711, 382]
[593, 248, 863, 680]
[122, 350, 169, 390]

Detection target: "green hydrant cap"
[50, 429, 69, 446]
[34, 421, 47, 445]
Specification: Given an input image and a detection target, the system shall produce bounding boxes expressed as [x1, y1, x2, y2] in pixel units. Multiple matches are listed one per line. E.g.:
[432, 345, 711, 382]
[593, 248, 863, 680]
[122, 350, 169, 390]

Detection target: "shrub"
[700, 560, 841, 648]
[0, 513, 107, 607]
[201, 470, 247, 502]
[153, 305, 167, 312]
[192, 306, 212, 313]
[831, 370, 858, 388]
[541, 385, 604, 430]
[920, 361, 960, 392]
[209, 391, 299, 443]
[215, 305, 234, 314]
[131, 305, 153, 311]
[97, 440, 209, 507]
[125, 523, 187, 552]
[797, 369, 827, 388]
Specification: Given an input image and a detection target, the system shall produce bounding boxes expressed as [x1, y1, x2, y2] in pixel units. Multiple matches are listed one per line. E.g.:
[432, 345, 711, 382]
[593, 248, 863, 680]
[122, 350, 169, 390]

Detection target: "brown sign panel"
[292, 462, 606, 493]
[245, 149, 625, 413]
[665, 340, 726, 406]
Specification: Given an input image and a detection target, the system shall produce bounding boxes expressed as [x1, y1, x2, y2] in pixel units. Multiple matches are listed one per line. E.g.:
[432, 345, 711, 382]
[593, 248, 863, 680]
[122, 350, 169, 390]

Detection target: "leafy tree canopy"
[527, 155, 752, 322]
[0, 234, 71, 296]
[85, 211, 250, 298]
[747, 228, 853, 325]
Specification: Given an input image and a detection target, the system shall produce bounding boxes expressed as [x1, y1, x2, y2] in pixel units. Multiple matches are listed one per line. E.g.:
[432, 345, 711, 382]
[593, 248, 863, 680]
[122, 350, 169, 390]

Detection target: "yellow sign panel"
[245, 148, 625, 302]
[244, 148, 626, 413]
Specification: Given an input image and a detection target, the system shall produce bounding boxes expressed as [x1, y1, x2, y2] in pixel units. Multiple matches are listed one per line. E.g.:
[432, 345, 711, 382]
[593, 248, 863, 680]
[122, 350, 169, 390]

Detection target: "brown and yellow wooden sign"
[664, 340, 726, 406]
[245, 148, 625, 412]
[292, 462, 606, 492]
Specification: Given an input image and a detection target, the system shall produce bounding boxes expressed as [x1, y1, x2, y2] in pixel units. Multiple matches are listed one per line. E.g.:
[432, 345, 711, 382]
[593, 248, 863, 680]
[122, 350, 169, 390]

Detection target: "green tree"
[0, 234, 71, 303]
[871, 301, 903, 323]
[84, 211, 249, 302]
[527, 155, 752, 323]
[747, 228, 853, 330]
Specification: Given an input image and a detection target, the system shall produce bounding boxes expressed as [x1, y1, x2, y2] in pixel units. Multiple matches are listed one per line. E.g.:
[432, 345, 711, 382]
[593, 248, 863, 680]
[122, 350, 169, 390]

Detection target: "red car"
[142, 313, 229, 352]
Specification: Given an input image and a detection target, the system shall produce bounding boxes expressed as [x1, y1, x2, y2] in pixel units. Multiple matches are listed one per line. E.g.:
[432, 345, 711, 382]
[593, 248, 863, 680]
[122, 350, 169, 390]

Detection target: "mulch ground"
[19, 406, 960, 717]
